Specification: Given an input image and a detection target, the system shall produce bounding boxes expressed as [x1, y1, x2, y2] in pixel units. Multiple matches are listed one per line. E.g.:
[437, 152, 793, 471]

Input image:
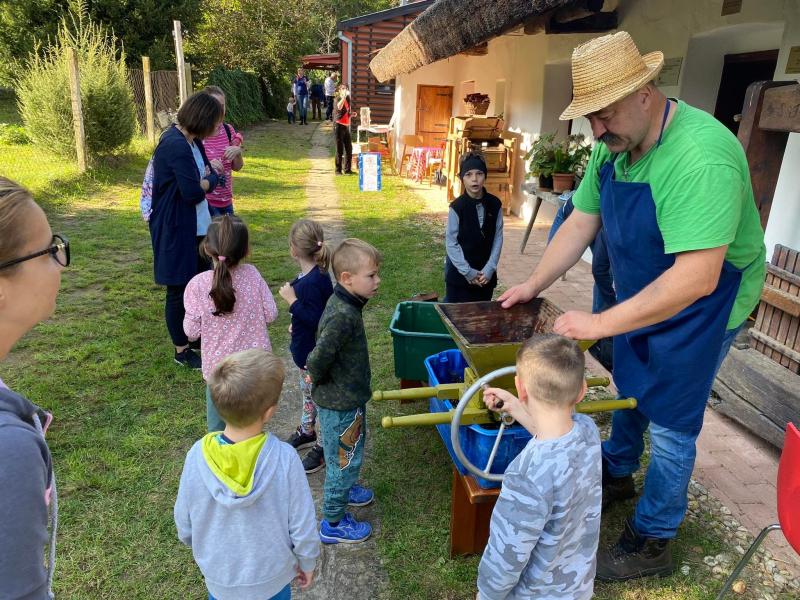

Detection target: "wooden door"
[416, 85, 453, 148]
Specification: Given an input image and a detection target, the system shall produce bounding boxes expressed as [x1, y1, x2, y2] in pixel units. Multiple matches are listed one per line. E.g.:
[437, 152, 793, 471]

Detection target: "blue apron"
[599, 101, 743, 432]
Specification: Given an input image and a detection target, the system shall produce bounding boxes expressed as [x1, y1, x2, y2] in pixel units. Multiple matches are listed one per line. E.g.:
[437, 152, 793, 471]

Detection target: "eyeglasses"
[0, 234, 70, 271]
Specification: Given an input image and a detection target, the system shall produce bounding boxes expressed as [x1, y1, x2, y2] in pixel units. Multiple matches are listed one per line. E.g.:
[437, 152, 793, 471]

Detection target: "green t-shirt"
[573, 100, 766, 329]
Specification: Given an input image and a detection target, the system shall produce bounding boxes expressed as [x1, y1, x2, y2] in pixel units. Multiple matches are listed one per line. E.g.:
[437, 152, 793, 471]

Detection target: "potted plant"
[551, 134, 591, 192]
[525, 133, 591, 192]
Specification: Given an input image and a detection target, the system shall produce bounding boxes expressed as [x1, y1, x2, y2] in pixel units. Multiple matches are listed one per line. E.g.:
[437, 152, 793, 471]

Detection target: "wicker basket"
[465, 100, 490, 116]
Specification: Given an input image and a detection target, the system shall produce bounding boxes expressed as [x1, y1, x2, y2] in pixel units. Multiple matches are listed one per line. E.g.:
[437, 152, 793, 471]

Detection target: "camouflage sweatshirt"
[477, 413, 602, 600]
[306, 285, 372, 411]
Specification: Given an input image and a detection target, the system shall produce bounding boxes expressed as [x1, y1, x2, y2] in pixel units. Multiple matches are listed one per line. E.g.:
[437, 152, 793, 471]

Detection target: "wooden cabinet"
[444, 116, 518, 214]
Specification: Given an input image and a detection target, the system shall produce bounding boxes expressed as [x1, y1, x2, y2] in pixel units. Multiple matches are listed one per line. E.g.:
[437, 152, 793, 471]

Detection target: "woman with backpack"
[201, 86, 245, 216]
[148, 91, 224, 369]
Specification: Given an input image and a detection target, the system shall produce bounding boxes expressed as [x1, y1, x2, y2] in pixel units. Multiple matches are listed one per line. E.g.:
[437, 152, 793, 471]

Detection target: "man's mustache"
[599, 132, 623, 146]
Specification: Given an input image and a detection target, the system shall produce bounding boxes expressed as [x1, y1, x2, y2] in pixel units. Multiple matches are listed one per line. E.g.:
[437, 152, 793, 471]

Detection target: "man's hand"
[553, 310, 605, 340]
[498, 281, 539, 308]
[295, 567, 314, 589]
[223, 145, 242, 161]
[278, 282, 297, 305]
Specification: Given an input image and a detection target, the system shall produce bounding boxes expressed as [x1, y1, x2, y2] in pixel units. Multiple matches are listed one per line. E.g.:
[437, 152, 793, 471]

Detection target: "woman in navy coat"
[149, 91, 223, 368]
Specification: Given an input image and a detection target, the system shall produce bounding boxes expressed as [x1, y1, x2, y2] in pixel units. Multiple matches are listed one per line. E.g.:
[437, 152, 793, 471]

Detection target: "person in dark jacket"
[444, 152, 504, 302]
[306, 238, 381, 545]
[0, 177, 69, 599]
[149, 91, 224, 369]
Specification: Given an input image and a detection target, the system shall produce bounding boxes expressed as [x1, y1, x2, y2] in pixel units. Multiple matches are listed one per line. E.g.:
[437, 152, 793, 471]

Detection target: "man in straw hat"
[500, 31, 766, 581]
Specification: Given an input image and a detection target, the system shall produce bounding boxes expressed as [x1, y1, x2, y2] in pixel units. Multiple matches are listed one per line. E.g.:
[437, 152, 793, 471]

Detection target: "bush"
[17, 16, 136, 161]
[206, 67, 265, 128]
[0, 123, 30, 145]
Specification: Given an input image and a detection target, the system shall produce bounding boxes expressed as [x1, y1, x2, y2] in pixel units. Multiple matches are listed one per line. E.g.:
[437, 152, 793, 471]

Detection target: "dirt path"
[270, 121, 389, 599]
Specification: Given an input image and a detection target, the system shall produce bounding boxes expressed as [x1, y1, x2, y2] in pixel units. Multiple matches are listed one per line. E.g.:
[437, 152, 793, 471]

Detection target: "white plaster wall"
[681, 22, 786, 114]
[764, 8, 800, 255]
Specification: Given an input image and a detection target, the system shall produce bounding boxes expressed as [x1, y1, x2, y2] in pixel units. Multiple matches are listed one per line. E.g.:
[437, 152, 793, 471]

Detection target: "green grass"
[0, 109, 791, 598]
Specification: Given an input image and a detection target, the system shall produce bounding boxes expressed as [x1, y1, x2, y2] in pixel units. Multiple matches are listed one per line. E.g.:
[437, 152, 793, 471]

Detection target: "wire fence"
[127, 68, 181, 130]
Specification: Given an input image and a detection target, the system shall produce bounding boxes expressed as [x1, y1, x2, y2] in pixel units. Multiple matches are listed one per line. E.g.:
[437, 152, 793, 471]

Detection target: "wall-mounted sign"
[786, 46, 800, 75]
[358, 153, 382, 192]
[721, 0, 742, 16]
[656, 57, 683, 87]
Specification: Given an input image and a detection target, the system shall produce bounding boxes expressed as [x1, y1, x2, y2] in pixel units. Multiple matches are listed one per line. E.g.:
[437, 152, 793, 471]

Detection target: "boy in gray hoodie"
[174, 349, 319, 600]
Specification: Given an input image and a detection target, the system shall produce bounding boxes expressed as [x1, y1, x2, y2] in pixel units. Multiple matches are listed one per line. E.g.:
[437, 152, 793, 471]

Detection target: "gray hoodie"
[174, 432, 319, 600]
[0, 386, 57, 600]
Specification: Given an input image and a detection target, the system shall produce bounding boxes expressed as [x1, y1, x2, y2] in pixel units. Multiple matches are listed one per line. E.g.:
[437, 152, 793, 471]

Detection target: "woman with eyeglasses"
[149, 91, 224, 369]
[0, 177, 69, 599]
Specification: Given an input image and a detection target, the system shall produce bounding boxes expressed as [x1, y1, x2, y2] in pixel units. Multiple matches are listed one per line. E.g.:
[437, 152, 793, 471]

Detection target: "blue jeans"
[210, 583, 290, 600]
[206, 385, 225, 433]
[208, 204, 234, 217]
[318, 405, 366, 522]
[297, 95, 308, 123]
[548, 198, 616, 370]
[602, 325, 742, 538]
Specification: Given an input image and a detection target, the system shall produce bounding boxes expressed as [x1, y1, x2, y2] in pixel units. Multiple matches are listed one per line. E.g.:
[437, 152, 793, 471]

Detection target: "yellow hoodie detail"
[201, 432, 267, 496]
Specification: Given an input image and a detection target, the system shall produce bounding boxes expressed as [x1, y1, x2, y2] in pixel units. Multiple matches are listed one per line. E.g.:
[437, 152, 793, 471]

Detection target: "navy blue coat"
[149, 126, 216, 286]
[288, 266, 334, 369]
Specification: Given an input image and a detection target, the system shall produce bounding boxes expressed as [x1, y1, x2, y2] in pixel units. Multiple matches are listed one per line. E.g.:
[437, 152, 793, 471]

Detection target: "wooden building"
[338, 1, 434, 126]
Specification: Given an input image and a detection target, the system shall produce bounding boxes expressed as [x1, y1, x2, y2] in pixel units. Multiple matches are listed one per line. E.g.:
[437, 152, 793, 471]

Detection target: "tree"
[0, 0, 203, 87]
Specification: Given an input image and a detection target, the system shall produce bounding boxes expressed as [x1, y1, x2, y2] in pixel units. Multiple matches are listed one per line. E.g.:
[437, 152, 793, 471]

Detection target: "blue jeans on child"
[318, 405, 366, 522]
[209, 583, 290, 600]
[602, 325, 741, 539]
[208, 204, 234, 217]
[206, 385, 225, 433]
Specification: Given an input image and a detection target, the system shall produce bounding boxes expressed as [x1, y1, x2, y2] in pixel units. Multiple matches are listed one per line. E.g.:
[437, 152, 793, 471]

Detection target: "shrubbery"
[0, 123, 30, 145]
[17, 16, 136, 161]
[206, 67, 265, 128]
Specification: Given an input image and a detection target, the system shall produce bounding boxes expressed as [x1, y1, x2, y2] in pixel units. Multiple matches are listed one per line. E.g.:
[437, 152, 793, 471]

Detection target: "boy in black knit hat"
[444, 151, 504, 302]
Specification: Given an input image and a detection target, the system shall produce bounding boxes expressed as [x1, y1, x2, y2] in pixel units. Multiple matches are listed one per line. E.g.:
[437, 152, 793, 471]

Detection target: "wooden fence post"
[66, 47, 87, 172]
[185, 62, 193, 96]
[173, 20, 187, 105]
[142, 56, 156, 144]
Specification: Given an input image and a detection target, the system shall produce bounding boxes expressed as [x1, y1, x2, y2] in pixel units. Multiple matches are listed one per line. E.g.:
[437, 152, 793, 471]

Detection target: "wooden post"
[185, 62, 193, 95]
[66, 47, 87, 172]
[142, 56, 156, 144]
[173, 20, 187, 105]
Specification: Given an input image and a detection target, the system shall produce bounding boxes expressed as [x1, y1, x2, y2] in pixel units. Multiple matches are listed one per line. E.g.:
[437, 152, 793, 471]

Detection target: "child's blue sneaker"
[319, 513, 372, 544]
[348, 484, 375, 507]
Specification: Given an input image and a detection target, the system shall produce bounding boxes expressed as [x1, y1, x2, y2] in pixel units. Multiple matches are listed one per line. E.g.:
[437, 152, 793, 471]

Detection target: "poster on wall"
[656, 57, 683, 87]
[786, 47, 800, 75]
[721, 0, 742, 16]
[359, 153, 382, 192]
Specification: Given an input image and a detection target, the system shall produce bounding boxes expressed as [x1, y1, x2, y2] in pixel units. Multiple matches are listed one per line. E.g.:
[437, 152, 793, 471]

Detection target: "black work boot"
[602, 459, 636, 509]
[595, 517, 674, 581]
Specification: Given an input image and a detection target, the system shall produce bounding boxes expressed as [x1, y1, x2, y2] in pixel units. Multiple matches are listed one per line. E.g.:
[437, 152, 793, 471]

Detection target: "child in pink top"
[184, 214, 278, 431]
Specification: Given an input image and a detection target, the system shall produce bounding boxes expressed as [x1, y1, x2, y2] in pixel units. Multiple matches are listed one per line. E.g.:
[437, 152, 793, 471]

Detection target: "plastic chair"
[399, 134, 423, 177]
[715, 422, 800, 599]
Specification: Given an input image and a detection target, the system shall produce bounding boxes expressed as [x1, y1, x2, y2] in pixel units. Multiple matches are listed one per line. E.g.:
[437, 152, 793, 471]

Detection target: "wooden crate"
[750, 244, 800, 373]
[448, 116, 505, 141]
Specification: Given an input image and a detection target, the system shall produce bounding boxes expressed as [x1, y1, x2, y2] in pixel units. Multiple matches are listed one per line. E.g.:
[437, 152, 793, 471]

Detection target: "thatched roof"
[369, 0, 576, 82]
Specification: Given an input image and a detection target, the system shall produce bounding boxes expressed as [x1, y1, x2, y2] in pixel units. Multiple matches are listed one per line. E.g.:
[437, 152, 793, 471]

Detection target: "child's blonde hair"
[516, 335, 584, 406]
[208, 349, 285, 427]
[289, 219, 331, 271]
[331, 238, 382, 281]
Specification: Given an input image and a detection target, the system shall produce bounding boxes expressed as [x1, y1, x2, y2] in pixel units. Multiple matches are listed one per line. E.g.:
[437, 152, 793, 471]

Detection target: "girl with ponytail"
[183, 214, 278, 431]
[278, 219, 334, 473]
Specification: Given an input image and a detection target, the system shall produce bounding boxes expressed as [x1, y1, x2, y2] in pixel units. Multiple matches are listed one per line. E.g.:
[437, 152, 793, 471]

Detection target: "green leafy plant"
[205, 67, 265, 128]
[17, 12, 136, 161]
[525, 133, 591, 178]
[0, 123, 30, 145]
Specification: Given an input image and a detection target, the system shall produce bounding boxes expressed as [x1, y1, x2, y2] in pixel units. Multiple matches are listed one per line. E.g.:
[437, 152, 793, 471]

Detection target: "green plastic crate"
[389, 302, 457, 381]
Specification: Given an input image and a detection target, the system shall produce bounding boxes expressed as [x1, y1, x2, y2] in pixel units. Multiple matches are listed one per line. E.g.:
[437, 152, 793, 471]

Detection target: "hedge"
[206, 67, 265, 128]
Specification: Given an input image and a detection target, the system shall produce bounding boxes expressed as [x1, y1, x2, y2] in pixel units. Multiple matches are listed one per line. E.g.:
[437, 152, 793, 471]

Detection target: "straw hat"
[560, 31, 664, 121]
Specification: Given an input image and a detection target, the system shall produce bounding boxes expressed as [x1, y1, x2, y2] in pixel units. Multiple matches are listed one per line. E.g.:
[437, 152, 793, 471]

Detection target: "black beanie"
[459, 154, 488, 179]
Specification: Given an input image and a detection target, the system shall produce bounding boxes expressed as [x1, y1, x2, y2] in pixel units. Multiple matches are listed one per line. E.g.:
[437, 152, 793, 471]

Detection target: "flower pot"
[536, 174, 553, 191]
[552, 172, 575, 193]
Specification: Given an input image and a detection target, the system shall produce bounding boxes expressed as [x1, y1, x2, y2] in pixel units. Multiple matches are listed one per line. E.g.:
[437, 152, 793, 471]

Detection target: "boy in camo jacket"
[306, 239, 382, 545]
[478, 334, 602, 600]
